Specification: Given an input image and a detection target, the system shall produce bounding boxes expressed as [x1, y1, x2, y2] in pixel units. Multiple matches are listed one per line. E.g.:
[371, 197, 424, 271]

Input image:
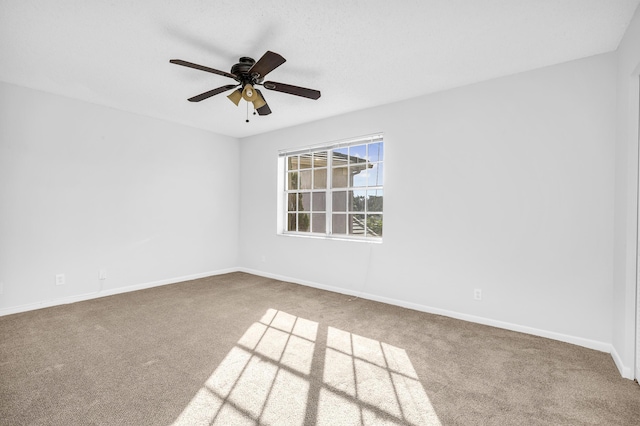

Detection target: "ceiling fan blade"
[248, 51, 286, 79]
[170, 59, 237, 80]
[262, 81, 321, 100]
[188, 84, 239, 102]
[255, 89, 272, 115]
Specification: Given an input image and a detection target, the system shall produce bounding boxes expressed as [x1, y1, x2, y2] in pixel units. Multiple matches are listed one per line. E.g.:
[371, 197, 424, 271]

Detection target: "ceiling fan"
[170, 51, 321, 117]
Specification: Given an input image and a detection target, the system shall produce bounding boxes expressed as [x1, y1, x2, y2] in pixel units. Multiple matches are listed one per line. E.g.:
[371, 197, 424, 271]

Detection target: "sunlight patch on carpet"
[173, 309, 440, 425]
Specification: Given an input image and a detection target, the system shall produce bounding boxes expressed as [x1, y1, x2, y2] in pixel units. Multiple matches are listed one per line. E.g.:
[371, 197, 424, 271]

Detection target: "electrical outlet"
[473, 288, 482, 301]
[99, 269, 107, 280]
[261, 255, 266, 263]
[0, 281, 4, 295]
[55, 274, 65, 286]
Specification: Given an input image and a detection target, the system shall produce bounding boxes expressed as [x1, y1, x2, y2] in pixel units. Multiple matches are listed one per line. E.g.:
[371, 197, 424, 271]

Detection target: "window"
[280, 134, 384, 240]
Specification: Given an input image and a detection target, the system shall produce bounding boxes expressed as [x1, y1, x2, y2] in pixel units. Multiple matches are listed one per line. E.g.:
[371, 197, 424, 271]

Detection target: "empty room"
[3, 1, 640, 425]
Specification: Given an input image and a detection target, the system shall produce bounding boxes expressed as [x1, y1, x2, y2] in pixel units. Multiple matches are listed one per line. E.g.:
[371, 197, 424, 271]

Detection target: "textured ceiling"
[1, 0, 639, 138]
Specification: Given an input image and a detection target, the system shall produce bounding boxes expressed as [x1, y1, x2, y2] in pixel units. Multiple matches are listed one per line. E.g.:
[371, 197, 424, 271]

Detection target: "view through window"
[281, 134, 384, 240]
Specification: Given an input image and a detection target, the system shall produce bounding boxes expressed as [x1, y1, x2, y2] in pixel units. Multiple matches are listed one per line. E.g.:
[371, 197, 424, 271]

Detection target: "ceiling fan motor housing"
[231, 57, 263, 85]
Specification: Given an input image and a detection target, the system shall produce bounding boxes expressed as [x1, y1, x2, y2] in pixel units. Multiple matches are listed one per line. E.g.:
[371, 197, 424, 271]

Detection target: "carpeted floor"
[1, 272, 639, 425]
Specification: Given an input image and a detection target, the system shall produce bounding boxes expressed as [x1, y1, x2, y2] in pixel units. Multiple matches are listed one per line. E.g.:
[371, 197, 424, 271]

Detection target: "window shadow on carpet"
[173, 308, 441, 425]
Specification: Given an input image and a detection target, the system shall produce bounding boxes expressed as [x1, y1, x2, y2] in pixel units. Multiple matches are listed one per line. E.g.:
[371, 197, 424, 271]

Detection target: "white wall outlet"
[261, 255, 266, 263]
[474, 288, 482, 301]
[0, 281, 4, 295]
[99, 269, 107, 280]
[55, 273, 65, 286]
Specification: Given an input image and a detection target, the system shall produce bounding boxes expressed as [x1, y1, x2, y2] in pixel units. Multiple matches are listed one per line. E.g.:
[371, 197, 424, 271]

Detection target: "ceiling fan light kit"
[227, 89, 242, 106]
[170, 51, 320, 120]
[242, 84, 257, 101]
[252, 91, 267, 109]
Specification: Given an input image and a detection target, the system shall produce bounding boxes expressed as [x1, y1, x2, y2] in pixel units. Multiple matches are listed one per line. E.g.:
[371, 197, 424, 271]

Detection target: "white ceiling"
[1, 0, 639, 138]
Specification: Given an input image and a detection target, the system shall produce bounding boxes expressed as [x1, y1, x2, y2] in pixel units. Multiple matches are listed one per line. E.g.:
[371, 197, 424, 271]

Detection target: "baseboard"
[610, 345, 633, 379]
[2, 266, 628, 379]
[0, 267, 238, 317]
[238, 267, 613, 354]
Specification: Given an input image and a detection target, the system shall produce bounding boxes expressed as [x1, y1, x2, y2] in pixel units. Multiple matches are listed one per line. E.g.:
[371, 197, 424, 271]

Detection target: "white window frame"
[278, 133, 384, 242]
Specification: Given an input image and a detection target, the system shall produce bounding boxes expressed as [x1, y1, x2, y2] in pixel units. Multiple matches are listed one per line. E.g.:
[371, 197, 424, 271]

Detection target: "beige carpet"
[1, 272, 639, 425]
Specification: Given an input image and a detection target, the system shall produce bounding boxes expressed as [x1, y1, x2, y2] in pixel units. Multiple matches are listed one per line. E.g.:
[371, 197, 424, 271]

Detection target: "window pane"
[287, 213, 297, 231]
[298, 213, 310, 232]
[312, 213, 326, 233]
[367, 214, 383, 237]
[283, 138, 383, 240]
[349, 190, 366, 212]
[287, 193, 297, 212]
[299, 170, 312, 189]
[299, 153, 313, 169]
[287, 155, 299, 170]
[299, 192, 311, 211]
[348, 214, 366, 235]
[332, 191, 347, 212]
[312, 192, 326, 211]
[368, 142, 383, 162]
[313, 151, 328, 168]
[332, 167, 348, 188]
[313, 169, 327, 189]
[349, 144, 367, 162]
[368, 163, 383, 186]
[352, 163, 369, 187]
[367, 190, 383, 212]
[332, 214, 346, 234]
[332, 148, 349, 167]
[287, 172, 298, 190]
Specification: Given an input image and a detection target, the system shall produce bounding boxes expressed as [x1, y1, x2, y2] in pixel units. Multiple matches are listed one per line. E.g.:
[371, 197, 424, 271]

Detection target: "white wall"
[0, 82, 239, 314]
[613, 6, 640, 379]
[239, 53, 617, 352]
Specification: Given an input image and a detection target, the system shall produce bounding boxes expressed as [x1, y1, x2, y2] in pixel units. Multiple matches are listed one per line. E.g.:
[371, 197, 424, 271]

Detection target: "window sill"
[278, 232, 383, 244]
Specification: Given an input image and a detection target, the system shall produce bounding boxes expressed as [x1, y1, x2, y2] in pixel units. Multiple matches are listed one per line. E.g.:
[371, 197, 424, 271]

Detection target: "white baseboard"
[610, 345, 633, 379]
[0, 267, 238, 317]
[238, 267, 613, 354]
[2, 266, 630, 379]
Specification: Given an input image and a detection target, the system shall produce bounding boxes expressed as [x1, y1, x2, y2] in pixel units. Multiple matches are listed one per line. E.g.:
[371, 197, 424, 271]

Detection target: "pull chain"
[246, 101, 249, 123]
